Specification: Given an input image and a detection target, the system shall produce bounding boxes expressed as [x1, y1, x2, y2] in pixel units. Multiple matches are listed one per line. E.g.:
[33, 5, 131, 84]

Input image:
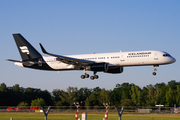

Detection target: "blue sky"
[1, 0, 179, 92]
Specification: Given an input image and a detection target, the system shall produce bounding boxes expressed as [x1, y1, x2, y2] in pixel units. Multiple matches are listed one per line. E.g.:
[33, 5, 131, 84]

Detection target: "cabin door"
[120, 54, 125, 62]
[154, 53, 158, 60]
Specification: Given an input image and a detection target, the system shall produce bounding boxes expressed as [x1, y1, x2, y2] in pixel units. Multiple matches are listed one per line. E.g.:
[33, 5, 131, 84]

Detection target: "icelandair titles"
[128, 52, 151, 56]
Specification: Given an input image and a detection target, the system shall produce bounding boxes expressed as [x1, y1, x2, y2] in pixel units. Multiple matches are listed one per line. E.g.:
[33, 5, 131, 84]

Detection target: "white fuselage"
[41, 50, 176, 70]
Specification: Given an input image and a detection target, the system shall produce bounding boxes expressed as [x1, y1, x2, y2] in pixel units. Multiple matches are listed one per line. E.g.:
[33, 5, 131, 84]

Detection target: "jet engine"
[104, 66, 123, 74]
[87, 62, 109, 71]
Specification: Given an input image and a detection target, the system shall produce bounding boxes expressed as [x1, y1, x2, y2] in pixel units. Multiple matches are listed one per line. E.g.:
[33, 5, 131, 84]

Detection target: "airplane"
[6, 34, 176, 80]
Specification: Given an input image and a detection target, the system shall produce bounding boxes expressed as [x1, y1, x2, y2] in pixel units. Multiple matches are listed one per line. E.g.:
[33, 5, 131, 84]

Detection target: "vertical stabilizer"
[13, 34, 42, 60]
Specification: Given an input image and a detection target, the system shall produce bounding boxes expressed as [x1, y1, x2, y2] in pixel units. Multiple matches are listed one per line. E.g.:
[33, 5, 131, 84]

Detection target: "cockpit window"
[163, 54, 171, 57]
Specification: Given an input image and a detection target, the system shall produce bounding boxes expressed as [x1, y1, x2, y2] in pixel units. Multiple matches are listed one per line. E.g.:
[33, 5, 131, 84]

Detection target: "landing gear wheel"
[85, 74, 89, 78]
[94, 75, 99, 79]
[81, 75, 85, 79]
[153, 72, 156, 76]
[90, 76, 94, 80]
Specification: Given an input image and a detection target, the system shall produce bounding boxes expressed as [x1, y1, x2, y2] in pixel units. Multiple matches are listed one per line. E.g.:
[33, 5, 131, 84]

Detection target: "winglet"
[39, 43, 58, 57]
[39, 43, 48, 54]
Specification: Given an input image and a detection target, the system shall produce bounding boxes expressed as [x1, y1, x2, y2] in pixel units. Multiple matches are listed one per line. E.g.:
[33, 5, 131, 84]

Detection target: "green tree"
[166, 80, 177, 105]
[154, 82, 167, 105]
[111, 84, 123, 105]
[141, 87, 148, 106]
[166, 87, 175, 105]
[0, 83, 13, 106]
[18, 102, 29, 106]
[154, 87, 161, 105]
[92, 87, 101, 95]
[60, 87, 78, 106]
[121, 99, 133, 106]
[0, 83, 7, 92]
[146, 84, 155, 106]
[176, 85, 180, 105]
[89, 93, 98, 106]
[24, 88, 37, 105]
[52, 89, 63, 102]
[24, 88, 52, 106]
[137, 90, 142, 106]
[12, 84, 24, 105]
[168, 80, 178, 90]
[56, 100, 69, 106]
[130, 84, 141, 106]
[37, 90, 52, 105]
[98, 88, 110, 104]
[85, 98, 90, 106]
[121, 83, 131, 99]
[31, 98, 47, 106]
[78, 87, 92, 103]
[154, 82, 166, 88]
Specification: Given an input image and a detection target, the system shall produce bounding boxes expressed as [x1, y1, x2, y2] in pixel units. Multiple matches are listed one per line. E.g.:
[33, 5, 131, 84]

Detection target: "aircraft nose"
[171, 57, 176, 63]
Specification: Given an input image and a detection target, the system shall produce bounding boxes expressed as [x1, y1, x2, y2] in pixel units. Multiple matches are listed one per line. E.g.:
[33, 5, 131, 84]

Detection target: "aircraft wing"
[39, 43, 94, 67]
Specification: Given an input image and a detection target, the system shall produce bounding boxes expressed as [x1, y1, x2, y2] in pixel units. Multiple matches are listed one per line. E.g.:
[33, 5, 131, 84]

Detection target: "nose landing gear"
[153, 72, 156, 76]
[152, 65, 159, 76]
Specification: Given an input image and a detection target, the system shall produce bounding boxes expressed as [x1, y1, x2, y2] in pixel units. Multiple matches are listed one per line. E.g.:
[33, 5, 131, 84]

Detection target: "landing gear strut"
[152, 65, 159, 76]
[81, 69, 89, 79]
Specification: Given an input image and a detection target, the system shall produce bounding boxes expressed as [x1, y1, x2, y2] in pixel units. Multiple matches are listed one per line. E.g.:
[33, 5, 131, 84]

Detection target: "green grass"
[0, 113, 180, 120]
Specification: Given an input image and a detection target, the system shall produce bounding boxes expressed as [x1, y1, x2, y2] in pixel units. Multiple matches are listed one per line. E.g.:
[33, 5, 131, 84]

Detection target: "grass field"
[0, 113, 180, 120]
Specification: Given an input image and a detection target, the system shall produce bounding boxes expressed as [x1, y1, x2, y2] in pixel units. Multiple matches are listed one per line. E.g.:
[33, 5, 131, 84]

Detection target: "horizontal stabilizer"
[5, 59, 22, 63]
[6, 59, 34, 66]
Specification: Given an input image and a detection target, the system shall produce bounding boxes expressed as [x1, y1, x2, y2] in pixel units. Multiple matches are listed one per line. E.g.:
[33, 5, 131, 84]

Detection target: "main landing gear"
[152, 65, 159, 76]
[90, 71, 99, 80]
[81, 69, 89, 79]
[81, 74, 89, 79]
[81, 70, 99, 80]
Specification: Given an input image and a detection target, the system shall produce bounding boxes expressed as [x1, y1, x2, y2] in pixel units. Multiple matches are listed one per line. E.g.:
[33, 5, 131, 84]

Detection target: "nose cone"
[171, 57, 176, 63]
[164, 56, 176, 65]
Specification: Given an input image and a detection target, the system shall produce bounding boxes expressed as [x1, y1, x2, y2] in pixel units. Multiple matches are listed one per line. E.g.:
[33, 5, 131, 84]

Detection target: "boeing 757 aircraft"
[6, 34, 176, 80]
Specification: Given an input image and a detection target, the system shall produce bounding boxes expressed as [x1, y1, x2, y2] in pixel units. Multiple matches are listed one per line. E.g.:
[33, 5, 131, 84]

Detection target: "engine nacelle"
[14, 62, 23, 67]
[87, 62, 108, 71]
[104, 67, 123, 74]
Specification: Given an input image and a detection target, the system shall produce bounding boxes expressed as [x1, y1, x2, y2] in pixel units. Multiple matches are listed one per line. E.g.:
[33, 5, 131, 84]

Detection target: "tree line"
[0, 80, 180, 107]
